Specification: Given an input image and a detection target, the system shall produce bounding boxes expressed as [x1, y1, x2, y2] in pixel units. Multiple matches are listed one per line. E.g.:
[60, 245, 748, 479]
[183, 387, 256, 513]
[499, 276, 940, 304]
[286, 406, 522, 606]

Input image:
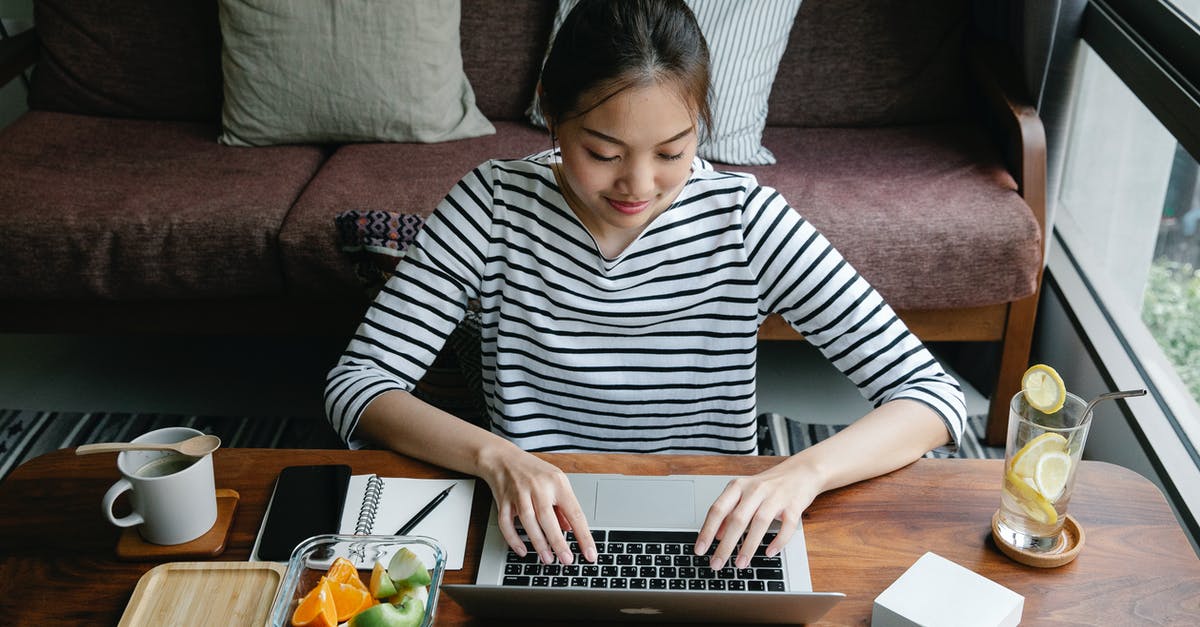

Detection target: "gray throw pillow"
[218, 0, 495, 146]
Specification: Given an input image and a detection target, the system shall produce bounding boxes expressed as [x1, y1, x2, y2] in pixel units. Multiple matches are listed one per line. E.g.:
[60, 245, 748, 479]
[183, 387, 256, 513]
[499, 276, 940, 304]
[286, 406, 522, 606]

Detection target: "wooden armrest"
[968, 43, 1048, 240]
[969, 44, 1050, 444]
[0, 29, 35, 88]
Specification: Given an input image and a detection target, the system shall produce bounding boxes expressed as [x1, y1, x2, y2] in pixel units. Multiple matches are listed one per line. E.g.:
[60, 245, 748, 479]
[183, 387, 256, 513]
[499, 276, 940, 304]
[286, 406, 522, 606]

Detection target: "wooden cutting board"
[118, 561, 286, 627]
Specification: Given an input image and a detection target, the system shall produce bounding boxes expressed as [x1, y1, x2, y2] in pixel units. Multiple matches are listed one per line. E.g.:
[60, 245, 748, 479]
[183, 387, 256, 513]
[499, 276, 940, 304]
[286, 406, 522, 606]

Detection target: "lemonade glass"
[995, 390, 1092, 552]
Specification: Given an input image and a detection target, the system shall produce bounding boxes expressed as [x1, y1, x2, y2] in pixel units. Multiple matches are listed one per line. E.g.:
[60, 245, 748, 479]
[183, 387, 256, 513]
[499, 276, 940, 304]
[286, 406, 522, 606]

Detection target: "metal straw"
[1083, 389, 1147, 418]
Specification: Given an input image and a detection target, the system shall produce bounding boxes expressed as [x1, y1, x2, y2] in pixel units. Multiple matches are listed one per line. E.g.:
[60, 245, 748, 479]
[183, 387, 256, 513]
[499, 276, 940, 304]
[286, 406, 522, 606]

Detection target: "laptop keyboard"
[502, 529, 786, 592]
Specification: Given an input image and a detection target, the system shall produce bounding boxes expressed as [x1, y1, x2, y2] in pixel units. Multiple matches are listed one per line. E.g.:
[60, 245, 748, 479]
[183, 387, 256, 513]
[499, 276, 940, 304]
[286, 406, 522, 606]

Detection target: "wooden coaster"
[991, 509, 1085, 568]
[116, 488, 240, 561]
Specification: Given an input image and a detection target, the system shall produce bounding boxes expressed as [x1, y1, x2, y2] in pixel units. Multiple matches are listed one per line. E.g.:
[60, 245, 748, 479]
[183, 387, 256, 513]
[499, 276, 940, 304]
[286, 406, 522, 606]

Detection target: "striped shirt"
[325, 151, 965, 454]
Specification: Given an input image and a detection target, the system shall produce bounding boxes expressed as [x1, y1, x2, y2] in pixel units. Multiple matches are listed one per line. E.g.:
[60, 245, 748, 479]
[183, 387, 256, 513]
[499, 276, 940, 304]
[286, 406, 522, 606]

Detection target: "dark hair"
[539, 0, 712, 141]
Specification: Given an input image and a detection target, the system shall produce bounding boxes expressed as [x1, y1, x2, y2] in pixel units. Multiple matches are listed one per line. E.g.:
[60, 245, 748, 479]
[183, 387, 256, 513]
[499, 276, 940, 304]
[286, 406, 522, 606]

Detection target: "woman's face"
[553, 81, 698, 257]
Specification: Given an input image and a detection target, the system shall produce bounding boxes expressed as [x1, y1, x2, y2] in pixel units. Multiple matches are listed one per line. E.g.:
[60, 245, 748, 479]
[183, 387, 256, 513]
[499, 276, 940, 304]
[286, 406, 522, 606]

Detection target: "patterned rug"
[762, 412, 1004, 460]
[0, 409, 344, 481]
[0, 408, 1002, 483]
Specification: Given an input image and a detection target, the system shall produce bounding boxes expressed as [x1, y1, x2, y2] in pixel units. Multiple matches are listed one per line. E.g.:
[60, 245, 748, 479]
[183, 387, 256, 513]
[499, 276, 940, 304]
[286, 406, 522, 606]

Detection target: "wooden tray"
[118, 561, 285, 627]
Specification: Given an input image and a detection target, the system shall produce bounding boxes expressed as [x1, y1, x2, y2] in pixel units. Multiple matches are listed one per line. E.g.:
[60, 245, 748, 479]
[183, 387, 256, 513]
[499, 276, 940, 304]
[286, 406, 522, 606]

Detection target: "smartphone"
[255, 464, 351, 561]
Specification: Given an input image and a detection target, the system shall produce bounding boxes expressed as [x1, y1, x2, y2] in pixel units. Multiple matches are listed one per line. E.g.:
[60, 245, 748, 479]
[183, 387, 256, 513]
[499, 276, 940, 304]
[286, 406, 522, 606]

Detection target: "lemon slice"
[1010, 432, 1068, 478]
[1006, 470, 1058, 525]
[1022, 364, 1066, 413]
[1034, 450, 1072, 501]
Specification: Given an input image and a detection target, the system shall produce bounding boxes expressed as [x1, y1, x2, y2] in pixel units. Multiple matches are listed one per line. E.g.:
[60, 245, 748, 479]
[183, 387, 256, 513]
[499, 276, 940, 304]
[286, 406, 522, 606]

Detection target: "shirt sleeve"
[324, 162, 495, 445]
[743, 184, 966, 453]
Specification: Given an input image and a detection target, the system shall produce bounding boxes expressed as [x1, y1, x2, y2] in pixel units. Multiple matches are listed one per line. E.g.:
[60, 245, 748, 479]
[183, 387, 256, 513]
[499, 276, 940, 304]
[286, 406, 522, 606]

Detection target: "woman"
[326, 0, 964, 574]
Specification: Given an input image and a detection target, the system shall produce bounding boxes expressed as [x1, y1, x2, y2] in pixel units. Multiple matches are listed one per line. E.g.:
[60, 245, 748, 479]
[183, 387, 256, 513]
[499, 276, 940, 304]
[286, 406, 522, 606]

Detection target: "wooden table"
[1, 449, 1197, 625]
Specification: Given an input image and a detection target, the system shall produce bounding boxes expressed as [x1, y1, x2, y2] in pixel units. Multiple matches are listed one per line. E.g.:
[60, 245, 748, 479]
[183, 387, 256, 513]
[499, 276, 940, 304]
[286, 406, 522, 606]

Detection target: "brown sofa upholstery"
[0, 0, 1043, 443]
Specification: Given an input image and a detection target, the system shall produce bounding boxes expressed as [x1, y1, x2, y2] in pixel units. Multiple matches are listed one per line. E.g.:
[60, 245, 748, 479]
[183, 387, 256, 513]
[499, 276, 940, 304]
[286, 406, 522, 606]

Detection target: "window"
[1049, 0, 1200, 530]
[1175, 1, 1200, 23]
[1056, 44, 1200, 422]
[1147, 145, 1200, 403]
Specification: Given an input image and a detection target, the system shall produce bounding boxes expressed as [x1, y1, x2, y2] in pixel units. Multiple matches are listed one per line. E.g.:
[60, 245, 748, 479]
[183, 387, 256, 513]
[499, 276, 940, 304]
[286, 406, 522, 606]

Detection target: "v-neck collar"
[546, 158, 694, 271]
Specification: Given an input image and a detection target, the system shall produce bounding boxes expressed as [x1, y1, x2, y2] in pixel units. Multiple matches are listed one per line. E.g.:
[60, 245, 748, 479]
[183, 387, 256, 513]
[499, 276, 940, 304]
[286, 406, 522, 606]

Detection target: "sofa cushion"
[735, 124, 1041, 310]
[29, 0, 222, 122]
[283, 122, 1036, 311]
[279, 121, 549, 297]
[0, 112, 326, 300]
[766, 0, 969, 127]
[218, 0, 494, 146]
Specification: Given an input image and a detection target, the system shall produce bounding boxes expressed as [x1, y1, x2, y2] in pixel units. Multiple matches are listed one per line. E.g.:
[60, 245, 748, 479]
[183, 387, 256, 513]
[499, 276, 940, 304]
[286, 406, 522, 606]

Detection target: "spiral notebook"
[338, 474, 476, 570]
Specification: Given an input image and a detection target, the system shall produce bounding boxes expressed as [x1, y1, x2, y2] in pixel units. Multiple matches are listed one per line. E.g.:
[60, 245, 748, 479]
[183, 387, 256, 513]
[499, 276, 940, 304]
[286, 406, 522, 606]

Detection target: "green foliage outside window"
[1143, 260, 1200, 400]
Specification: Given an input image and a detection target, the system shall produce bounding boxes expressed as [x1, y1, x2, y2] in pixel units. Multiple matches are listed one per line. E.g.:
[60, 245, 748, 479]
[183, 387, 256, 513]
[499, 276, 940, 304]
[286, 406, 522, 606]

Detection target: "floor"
[0, 332, 988, 434]
[0, 333, 343, 419]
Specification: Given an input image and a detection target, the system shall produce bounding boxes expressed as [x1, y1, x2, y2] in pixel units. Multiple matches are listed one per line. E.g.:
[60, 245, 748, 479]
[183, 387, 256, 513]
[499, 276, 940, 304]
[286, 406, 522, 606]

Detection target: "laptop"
[442, 473, 844, 623]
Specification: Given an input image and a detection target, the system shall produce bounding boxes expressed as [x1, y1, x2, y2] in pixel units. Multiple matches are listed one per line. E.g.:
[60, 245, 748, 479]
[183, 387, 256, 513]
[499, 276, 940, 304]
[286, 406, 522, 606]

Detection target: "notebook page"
[339, 475, 475, 570]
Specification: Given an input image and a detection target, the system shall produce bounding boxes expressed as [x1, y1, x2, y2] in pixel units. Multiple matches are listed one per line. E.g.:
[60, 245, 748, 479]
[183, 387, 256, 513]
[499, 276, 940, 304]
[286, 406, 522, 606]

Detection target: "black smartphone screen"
[256, 464, 351, 561]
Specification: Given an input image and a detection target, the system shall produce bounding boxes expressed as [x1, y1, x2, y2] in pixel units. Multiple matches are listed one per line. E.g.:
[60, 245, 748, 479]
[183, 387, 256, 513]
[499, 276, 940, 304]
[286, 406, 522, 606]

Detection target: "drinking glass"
[994, 390, 1091, 553]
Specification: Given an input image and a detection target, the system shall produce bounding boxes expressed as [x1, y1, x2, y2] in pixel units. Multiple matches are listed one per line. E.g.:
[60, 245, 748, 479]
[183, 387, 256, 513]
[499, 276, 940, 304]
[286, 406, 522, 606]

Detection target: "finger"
[709, 499, 757, 571]
[736, 508, 777, 570]
[517, 502, 555, 564]
[709, 515, 745, 571]
[695, 488, 740, 555]
[555, 507, 572, 533]
[534, 501, 572, 565]
[559, 499, 597, 563]
[764, 510, 799, 558]
[496, 503, 527, 557]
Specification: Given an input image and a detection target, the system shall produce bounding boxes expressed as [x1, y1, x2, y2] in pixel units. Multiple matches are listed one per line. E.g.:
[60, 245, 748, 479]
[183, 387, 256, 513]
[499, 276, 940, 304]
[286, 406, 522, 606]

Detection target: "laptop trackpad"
[593, 479, 695, 527]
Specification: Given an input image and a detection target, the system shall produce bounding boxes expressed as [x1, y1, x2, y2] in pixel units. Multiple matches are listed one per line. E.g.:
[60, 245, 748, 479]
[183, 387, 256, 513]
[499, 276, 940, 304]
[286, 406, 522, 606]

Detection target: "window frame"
[1085, 0, 1200, 160]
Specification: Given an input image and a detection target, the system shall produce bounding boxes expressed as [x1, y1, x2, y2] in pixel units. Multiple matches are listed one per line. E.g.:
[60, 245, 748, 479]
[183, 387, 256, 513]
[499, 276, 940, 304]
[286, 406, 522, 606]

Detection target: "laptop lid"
[443, 473, 844, 624]
[440, 585, 845, 624]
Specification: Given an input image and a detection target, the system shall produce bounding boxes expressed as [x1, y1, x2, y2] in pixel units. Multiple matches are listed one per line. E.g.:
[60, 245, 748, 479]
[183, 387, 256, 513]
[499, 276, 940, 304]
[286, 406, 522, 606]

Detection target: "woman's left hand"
[693, 460, 820, 570]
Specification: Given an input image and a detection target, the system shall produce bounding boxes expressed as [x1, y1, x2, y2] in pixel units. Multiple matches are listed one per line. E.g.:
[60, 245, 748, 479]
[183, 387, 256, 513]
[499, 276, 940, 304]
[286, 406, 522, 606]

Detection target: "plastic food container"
[267, 534, 445, 627]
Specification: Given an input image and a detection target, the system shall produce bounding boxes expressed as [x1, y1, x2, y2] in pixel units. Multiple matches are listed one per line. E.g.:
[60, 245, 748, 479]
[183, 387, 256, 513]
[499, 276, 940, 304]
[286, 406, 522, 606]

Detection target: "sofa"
[0, 0, 1043, 444]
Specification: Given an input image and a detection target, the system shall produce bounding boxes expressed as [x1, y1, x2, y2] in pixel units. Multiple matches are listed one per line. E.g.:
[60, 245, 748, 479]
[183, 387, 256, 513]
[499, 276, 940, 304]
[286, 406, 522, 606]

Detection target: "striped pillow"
[526, 0, 803, 166]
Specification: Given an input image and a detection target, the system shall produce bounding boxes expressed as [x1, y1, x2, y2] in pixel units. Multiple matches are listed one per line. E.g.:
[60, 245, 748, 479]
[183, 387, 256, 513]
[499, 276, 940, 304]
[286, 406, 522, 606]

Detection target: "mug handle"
[102, 478, 143, 528]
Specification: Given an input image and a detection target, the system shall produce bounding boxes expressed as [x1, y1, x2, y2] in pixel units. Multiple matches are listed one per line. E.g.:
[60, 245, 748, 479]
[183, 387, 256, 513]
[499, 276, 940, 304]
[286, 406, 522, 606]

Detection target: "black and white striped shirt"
[326, 152, 965, 454]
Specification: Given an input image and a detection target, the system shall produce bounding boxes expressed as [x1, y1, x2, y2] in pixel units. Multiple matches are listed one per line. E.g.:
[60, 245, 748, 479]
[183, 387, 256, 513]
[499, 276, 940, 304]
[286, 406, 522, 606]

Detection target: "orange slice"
[325, 556, 359, 584]
[330, 579, 376, 622]
[291, 578, 337, 627]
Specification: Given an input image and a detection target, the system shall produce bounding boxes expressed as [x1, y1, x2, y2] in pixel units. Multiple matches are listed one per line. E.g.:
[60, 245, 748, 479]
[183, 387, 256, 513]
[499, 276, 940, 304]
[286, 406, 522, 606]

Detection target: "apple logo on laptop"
[621, 608, 663, 615]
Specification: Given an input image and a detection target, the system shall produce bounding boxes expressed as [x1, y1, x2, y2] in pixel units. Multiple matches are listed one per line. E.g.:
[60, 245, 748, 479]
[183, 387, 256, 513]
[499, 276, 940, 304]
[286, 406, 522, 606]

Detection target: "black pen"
[396, 484, 454, 535]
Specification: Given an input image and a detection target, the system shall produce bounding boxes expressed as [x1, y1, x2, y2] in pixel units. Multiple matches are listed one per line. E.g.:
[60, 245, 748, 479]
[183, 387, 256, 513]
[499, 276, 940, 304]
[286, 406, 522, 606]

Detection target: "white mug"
[101, 426, 218, 545]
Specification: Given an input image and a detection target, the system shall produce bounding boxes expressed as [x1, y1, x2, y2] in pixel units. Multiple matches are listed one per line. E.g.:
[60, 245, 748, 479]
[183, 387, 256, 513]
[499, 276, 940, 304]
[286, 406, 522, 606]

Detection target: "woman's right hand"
[478, 445, 597, 565]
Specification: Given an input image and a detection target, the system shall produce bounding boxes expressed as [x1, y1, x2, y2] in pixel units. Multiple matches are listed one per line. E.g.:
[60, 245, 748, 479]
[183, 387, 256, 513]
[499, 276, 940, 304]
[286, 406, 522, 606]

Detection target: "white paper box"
[872, 552, 1023, 627]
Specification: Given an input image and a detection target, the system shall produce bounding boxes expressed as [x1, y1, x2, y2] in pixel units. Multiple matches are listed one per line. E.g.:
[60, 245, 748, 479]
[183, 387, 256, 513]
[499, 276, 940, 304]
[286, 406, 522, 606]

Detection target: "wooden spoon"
[75, 434, 222, 457]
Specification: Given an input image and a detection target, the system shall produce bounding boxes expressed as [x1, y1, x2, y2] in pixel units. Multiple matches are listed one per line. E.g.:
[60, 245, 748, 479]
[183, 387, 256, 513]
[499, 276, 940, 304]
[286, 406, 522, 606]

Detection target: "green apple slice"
[370, 560, 398, 599]
[387, 582, 429, 607]
[393, 596, 425, 627]
[387, 547, 432, 587]
[347, 598, 424, 627]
